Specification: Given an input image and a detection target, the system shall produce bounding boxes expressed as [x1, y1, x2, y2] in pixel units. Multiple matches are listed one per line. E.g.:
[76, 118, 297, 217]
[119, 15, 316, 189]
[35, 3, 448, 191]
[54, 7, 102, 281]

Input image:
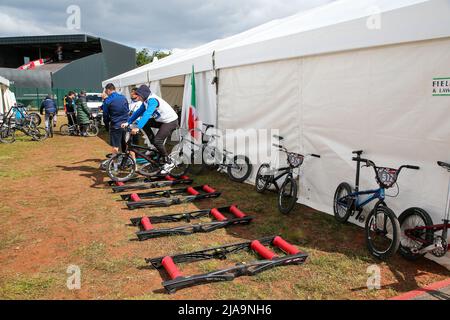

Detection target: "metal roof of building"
[0, 34, 99, 45]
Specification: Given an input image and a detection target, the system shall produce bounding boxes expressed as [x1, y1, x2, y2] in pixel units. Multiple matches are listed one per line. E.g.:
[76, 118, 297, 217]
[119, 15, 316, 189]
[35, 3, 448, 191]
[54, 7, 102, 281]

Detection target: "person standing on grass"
[102, 83, 129, 155]
[65, 91, 77, 128]
[40, 94, 58, 133]
[76, 90, 91, 137]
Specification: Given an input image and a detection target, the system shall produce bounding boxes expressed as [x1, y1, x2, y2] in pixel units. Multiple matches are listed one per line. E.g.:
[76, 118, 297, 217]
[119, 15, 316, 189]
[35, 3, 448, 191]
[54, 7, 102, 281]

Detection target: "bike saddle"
[438, 161, 450, 171]
[352, 150, 364, 155]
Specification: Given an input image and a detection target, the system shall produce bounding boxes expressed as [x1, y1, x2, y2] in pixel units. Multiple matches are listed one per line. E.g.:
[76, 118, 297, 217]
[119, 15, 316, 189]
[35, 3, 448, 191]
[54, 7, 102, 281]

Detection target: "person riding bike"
[40, 95, 58, 134]
[122, 84, 179, 175]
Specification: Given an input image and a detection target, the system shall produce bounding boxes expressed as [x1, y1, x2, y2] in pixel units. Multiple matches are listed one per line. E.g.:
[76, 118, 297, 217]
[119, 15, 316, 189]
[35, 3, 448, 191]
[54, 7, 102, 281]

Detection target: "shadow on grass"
[56, 159, 106, 189]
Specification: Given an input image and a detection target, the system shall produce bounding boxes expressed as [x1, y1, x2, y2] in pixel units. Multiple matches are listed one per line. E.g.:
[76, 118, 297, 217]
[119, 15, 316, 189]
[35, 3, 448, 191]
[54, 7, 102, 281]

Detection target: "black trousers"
[143, 119, 178, 157]
[67, 113, 76, 126]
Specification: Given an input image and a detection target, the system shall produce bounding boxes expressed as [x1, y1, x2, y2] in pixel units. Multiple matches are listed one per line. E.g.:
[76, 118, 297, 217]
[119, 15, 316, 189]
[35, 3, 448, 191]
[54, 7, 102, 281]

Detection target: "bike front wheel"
[255, 164, 271, 193]
[86, 124, 99, 137]
[278, 175, 298, 215]
[107, 154, 136, 182]
[398, 207, 434, 261]
[227, 155, 252, 183]
[365, 205, 401, 260]
[0, 127, 16, 144]
[60, 124, 70, 136]
[170, 150, 190, 178]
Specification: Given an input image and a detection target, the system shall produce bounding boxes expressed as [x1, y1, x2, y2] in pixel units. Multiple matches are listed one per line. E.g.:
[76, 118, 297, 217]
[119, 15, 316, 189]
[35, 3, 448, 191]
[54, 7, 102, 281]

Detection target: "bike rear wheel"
[0, 127, 16, 144]
[60, 124, 70, 136]
[278, 175, 298, 215]
[255, 164, 271, 193]
[31, 127, 49, 141]
[365, 205, 401, 260]
[398, 207, 434, 261]
[227, 155, 252, 183]
[333, 182, 354, 223]
[107, 154, 136, 182]
[29, 113, 42, 126]
[86, 124, 99, 137]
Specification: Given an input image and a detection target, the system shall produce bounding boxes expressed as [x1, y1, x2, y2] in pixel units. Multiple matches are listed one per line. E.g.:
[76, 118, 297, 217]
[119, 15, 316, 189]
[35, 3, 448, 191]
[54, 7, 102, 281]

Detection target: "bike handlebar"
[203, 124, 215, 130]
[273, 144, 283, 149]
[438, 161, 450, 170]
[403, 165, 420, 170]
[273, 135, 284, 141]
[310, 154, 321, 158]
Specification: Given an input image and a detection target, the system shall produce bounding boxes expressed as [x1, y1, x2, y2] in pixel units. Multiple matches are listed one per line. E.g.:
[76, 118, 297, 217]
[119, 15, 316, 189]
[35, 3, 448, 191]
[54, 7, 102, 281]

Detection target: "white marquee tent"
[0, 76, 15, 114]
[104, 0, 450, 267]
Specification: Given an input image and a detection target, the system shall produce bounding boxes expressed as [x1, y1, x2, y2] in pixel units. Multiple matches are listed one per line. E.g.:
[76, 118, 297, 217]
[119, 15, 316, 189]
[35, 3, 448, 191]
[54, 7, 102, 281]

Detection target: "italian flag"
[188, 66, 200, 138]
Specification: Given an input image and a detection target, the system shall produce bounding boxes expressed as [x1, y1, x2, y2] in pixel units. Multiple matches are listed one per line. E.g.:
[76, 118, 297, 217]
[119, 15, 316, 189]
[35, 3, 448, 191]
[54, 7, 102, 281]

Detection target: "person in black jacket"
[65, 91, 76, 127]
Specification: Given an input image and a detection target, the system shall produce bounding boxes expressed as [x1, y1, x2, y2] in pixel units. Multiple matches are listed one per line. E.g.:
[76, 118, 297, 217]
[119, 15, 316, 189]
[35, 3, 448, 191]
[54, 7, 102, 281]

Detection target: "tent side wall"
[218, 37, 450, 224]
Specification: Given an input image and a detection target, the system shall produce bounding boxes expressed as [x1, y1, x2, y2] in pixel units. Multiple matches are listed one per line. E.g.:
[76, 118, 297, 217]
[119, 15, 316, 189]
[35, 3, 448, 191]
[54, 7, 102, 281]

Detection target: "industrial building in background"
[0, 34, 136, 108]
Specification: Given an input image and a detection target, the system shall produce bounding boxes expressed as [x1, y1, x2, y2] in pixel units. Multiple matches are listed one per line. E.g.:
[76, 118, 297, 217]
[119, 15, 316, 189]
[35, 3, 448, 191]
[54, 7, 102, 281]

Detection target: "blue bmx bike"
[333, 150, 420, 259]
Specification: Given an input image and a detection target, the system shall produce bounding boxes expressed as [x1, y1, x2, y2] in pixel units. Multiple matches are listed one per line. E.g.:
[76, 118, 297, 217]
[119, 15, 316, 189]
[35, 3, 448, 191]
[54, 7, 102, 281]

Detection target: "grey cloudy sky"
[0, 0, 334, 50]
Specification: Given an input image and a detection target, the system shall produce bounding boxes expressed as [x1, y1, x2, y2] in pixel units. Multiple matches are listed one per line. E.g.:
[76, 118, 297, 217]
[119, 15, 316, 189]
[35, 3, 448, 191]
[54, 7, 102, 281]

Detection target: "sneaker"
[160, 162, 175, 175]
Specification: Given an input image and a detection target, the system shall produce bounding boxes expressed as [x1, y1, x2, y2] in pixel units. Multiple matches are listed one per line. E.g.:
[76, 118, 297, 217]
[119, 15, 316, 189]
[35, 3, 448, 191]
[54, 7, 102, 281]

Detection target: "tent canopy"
[0, 75, 10, 87]
[103, 0, 450, 87]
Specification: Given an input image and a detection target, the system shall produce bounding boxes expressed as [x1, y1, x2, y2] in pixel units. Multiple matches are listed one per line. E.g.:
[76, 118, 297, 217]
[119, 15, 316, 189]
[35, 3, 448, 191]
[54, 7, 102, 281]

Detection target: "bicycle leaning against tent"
[255, 135, 321, 215]
[333, 150, 420, 260]
[398, 161, 450, 261]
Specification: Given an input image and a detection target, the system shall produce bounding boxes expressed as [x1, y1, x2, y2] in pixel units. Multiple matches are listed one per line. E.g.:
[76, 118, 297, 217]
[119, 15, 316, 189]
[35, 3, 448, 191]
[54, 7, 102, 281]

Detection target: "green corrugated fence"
[10, 86, 99, 111]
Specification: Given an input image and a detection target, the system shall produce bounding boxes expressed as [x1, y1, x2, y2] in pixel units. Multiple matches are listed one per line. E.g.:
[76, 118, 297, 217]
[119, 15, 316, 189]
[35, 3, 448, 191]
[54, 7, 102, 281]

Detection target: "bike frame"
[266, 167, 293, 192]
[338, 152, 386, 222]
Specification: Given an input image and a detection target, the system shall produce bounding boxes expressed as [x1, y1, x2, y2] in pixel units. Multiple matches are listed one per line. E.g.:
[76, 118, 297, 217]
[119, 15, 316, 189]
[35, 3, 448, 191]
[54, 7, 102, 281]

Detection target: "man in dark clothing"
[40, 95, 58, 132]
[102, 83, 129, 154]
[65, 91, 76, 127]
[76, 91, 91, 137]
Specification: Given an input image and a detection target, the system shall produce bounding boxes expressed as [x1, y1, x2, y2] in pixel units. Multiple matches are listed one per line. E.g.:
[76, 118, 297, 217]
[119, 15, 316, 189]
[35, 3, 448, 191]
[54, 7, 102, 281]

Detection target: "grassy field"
[0, 122, 448, 300]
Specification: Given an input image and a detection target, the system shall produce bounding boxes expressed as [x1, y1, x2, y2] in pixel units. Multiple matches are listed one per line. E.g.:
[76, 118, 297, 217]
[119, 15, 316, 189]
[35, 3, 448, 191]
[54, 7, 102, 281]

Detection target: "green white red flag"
[188, 65, 199, 138]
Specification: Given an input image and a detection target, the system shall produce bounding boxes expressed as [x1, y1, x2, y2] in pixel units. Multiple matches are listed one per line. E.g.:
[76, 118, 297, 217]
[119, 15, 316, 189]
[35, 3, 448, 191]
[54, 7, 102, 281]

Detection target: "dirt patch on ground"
[0, 123, 448, 300]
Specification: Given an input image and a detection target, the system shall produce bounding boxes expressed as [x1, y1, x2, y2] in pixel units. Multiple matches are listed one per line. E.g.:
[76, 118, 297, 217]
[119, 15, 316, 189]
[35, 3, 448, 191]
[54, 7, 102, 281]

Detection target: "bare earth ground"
[0, 121, 449, 300]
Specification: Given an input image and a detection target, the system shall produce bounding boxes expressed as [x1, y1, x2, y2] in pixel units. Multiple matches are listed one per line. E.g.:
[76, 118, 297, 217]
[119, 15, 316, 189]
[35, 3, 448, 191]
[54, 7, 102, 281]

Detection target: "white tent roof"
[103, 0, 450, 87]
[0, 75, 10, 87]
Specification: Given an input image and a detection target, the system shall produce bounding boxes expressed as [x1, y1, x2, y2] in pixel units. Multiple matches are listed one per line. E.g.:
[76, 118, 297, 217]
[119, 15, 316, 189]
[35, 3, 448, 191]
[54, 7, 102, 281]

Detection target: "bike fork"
[442, 178, 450, 246]
[355, 160, 361, 193]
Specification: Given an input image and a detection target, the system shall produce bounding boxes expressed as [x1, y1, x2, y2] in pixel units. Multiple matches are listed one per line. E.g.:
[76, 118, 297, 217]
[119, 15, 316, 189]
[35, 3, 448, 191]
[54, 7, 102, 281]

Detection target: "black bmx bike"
[255, 135, 320, 215]
[106, 129, 190, 182]
[60, 113, 99, 137]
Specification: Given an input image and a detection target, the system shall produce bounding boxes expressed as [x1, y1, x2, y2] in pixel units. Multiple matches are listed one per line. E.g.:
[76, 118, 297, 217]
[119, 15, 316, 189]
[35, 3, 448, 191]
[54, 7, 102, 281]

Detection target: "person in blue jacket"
[102, 83, 129, 155]
[122, 85, 179, 174]
[40, 95, 58, 132]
